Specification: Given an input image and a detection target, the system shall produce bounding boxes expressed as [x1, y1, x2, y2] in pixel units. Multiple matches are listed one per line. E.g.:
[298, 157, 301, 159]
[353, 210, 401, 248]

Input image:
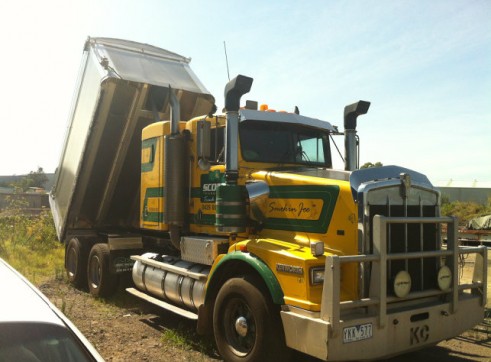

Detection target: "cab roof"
[239, 109, 337, 132]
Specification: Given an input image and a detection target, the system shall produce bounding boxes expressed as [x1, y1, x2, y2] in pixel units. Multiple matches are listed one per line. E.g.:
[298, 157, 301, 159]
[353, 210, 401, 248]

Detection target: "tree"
[361, 162, 383, 169]
[28, 167, 48, 188]
[10, 167, 48, 192]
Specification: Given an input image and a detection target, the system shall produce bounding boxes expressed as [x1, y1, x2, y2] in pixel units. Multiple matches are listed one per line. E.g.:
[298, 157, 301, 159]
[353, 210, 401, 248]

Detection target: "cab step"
[126, 287, 198, 320]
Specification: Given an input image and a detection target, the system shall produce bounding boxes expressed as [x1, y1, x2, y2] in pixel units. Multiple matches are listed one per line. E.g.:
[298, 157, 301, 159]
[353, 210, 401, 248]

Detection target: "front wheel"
[87, 243, 118, 297]
[213, 275, 290, 362]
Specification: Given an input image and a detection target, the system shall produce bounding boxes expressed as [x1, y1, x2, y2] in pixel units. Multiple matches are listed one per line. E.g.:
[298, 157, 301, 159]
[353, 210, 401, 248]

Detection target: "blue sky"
[0, 0, 489, 183]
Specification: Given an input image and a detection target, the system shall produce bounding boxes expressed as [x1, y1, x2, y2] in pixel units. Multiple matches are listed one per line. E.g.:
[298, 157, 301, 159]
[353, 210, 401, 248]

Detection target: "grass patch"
[161, 322, 217, 357]
[0, 209, 64, 284]
[161, 328, 191, 350]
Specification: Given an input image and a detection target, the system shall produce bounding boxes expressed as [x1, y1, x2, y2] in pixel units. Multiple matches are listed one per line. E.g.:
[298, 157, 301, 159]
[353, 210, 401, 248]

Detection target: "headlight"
[393, 270, 411, 298]
[310, 267, 325, 285]
[437, 265, 452, 291]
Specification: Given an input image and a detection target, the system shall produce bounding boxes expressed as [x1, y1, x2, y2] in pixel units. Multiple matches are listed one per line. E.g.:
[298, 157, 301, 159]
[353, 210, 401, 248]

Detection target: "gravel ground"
[39, 254, 490, 362]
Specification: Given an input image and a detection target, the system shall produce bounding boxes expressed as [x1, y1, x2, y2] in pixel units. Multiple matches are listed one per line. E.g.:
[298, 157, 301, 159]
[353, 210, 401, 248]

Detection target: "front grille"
[369, 204, 439, 293]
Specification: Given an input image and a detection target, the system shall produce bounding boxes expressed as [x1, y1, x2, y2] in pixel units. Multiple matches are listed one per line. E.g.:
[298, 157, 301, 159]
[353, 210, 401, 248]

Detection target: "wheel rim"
[66, 246, 77, 278]
[89, 255, 102, 290]
[222, 297, 256, 356]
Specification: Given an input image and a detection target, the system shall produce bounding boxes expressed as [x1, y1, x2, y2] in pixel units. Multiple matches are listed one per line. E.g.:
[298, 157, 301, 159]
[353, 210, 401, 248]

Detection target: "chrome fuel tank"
[132, 253, 210, 311]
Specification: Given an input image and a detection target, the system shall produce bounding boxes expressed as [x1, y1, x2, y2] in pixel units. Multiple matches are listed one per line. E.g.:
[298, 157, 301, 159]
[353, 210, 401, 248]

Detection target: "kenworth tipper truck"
[50, 37, 487, 361]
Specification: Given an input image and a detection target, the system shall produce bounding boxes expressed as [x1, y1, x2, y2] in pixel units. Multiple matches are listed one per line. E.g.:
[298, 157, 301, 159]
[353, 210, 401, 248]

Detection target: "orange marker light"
[238, 244, 248, 252]
[259, 104, 268, 111]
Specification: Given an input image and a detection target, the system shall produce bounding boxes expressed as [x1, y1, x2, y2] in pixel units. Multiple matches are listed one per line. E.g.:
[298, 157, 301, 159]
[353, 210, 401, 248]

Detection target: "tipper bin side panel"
[49, 52, 102, 241]
[75, 81, 144, 229]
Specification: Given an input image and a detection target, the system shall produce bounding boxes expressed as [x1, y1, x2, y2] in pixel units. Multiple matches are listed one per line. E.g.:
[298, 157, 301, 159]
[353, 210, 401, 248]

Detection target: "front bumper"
[281, 294, 484, 361]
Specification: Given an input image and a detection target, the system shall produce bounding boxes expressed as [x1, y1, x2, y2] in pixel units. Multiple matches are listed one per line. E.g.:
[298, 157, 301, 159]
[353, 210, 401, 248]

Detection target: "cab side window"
[210, 126, 225, 163]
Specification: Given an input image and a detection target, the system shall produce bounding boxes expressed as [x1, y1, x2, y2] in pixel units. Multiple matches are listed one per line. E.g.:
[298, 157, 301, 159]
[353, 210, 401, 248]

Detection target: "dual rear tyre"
[87, 243, 118, 297]
[65, 239, 117, 297]
[65, 238, 87, 288]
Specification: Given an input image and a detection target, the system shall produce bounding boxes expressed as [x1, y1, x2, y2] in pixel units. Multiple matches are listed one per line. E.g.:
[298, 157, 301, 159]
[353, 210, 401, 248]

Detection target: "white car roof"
[0, 258, 63, 325]
[0, 258, 105, 361]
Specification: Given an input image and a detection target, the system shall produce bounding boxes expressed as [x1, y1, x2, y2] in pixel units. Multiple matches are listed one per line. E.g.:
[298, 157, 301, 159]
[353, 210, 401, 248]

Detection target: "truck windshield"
[239, 120, 331, 167]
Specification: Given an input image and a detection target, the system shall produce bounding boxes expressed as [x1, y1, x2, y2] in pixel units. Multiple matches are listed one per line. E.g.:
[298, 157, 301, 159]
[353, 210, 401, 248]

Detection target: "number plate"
[343, 323, 373, 343]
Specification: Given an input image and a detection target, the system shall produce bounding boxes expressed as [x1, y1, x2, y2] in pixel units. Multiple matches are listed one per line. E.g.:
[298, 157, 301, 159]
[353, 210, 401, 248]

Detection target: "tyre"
[87, 243, 118, 297]
[65, 238, 88, 288]
[213, 275, 290, 362]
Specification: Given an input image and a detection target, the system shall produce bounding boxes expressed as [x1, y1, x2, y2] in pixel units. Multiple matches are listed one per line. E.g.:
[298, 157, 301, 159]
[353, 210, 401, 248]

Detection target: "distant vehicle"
[0, 258, 104, 362]
[459, 214, 491, 246]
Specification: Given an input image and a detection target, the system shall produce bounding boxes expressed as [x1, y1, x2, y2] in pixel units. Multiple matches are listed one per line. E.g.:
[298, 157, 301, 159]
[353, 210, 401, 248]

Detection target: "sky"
[0, 0, 489, 184]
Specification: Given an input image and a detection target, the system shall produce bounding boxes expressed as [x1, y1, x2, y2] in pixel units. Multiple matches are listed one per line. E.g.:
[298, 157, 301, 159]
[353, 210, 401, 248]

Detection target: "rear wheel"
[213, 275, 290, 362]
[65, 238, 87, 288]
[87, 243, 118, 297]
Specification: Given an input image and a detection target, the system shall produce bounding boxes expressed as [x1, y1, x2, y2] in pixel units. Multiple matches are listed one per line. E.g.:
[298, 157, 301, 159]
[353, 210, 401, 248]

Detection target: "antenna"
[223, 41, 230, 81]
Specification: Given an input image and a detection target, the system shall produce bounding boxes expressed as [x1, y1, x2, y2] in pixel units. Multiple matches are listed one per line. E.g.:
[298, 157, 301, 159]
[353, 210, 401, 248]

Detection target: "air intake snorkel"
[344, 100, 370, 171]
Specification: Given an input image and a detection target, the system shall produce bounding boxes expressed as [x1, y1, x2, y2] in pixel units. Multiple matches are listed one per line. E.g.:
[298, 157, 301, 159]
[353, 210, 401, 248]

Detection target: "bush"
[0, 208, 63, 284]
[441, 197, 491, 226]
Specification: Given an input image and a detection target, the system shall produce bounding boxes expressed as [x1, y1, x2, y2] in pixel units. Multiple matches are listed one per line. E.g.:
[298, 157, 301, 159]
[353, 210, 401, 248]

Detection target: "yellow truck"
[50, 37, 487, 361]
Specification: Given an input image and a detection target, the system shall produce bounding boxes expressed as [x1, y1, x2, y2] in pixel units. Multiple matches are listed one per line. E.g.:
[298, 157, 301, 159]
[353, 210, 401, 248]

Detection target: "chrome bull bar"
[321, 215, 488, 337]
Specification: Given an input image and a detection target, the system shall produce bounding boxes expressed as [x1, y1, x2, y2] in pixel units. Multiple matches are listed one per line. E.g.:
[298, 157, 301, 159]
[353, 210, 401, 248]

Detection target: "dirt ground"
[39, 253, 491, 362]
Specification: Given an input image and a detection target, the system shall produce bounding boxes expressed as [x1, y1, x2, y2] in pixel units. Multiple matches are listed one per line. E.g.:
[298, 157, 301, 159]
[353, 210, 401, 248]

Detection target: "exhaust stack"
[344, 100, 370, 171]
[164, 87, 187, 249]
[169, 87, 181, 135]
